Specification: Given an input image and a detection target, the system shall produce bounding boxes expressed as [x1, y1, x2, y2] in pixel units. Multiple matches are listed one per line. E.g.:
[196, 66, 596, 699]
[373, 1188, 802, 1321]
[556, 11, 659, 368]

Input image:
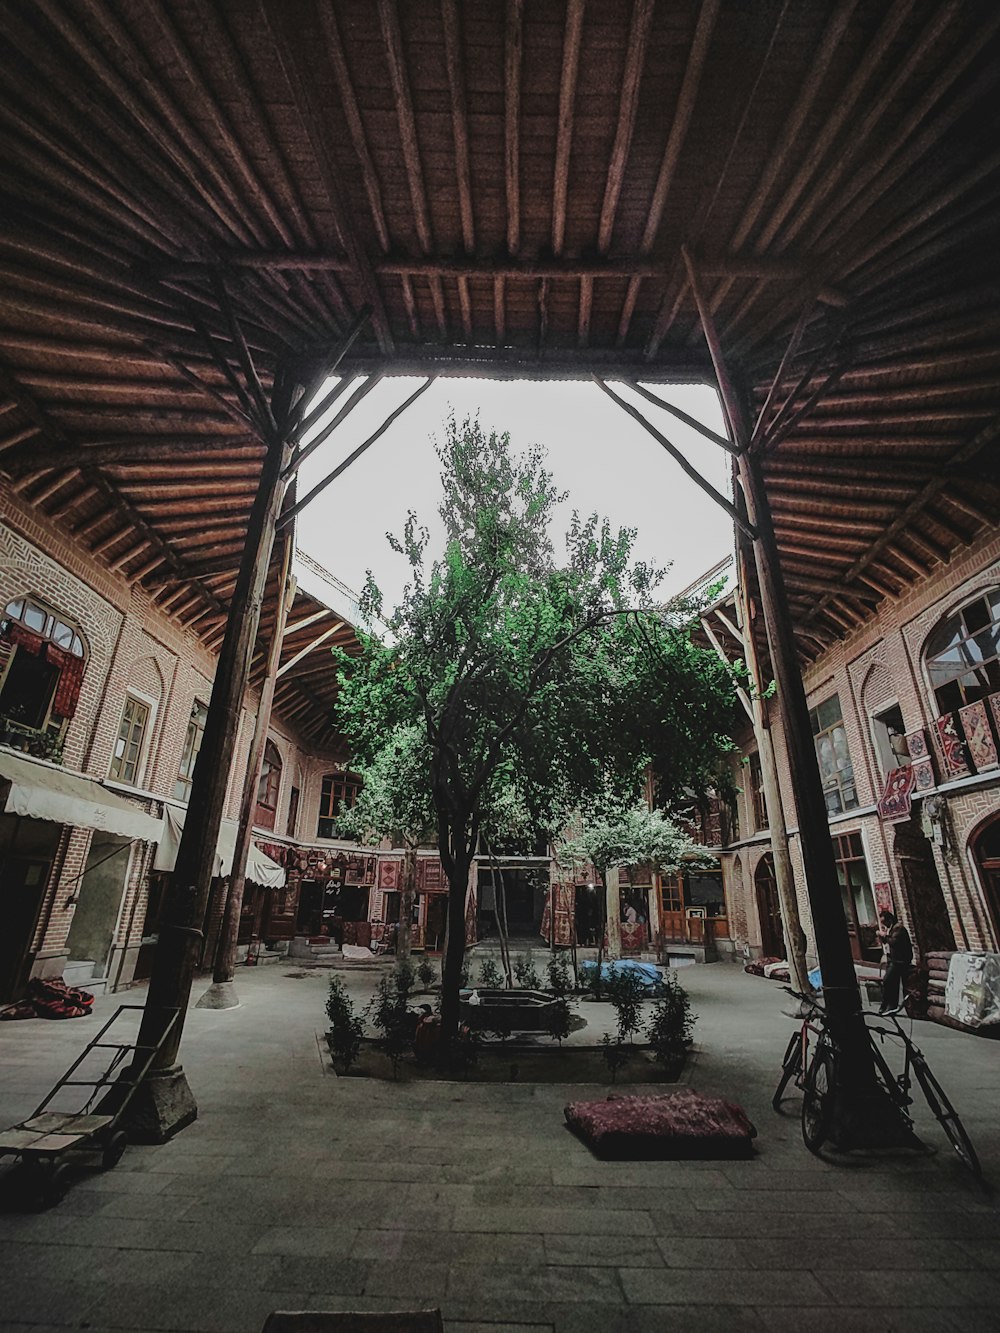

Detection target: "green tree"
[334, 725, 434, 959]
[559, 803, 711, 995]
[334, 416, 738, 1048]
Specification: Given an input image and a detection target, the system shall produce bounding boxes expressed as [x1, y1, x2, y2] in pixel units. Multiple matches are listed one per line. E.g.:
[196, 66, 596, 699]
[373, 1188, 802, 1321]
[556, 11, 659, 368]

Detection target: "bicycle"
[773, 988, 983, 1183]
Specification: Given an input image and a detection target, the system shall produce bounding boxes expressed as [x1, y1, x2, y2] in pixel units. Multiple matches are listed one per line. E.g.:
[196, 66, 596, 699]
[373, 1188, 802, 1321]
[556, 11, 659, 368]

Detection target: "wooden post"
[682, 248, 908, 1146]
[127, 386, 294, 1142]
[733, 548, 811, 995]
[605, 866, 622, 960]
[196, 533, 296, 1009]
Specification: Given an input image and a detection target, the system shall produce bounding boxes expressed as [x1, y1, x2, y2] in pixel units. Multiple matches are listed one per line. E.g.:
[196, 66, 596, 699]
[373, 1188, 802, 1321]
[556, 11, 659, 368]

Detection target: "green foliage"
[601, 1032, 631, 1083]
[333, 416, 741, 1042]
[546, 996, 572, 1045]
[416, 956, 438, 989]
[513, 948, 541, 990]
[325, 976, 364, 1075]
[478, 957, 505, 989]
[332, 725, 435, 848]
[560, 804, 709, 884]
[545, 951, 572, 996]
[606, 967, 647, 1044]
[393, 958, 416, 1006]
[368, 973, 416, 1080]
[646, 975, 696, 1065]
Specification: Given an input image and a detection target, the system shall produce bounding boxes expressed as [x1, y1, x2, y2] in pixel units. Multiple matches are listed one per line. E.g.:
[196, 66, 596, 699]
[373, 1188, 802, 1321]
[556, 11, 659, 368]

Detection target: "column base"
[195, 980, 241, 1010]
[121, 1065, 198, 1143]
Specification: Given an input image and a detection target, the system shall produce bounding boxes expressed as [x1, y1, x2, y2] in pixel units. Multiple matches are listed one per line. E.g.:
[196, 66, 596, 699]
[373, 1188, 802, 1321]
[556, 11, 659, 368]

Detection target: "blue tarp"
[579, 959, 665, 990]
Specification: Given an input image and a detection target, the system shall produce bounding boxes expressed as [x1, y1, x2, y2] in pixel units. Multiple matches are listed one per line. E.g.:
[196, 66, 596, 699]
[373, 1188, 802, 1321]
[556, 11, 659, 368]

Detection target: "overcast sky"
[294, 377, 734, 618]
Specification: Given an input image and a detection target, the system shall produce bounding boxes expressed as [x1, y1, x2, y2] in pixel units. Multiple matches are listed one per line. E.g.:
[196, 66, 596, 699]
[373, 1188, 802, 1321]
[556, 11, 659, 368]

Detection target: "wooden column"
[127, 393, 293, 1141]
[197, 533, 297, 1008]
[605, 866, 622, 960]
[682, 248, 907, 1145]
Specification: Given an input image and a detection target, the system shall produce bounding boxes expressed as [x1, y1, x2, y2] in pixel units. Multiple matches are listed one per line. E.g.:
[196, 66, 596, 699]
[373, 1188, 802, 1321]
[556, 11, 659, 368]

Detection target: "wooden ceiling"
[1, 0, 999, 731]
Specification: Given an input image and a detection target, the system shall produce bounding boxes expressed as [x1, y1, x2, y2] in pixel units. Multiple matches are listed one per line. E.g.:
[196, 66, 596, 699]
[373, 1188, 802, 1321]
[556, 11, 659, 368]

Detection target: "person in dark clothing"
[878, 909, 913, 1014]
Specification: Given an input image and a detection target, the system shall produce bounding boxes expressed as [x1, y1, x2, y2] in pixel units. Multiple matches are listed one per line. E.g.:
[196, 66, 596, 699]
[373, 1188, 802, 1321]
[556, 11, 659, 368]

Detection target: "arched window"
[255, 740, 282, 830]
[925, 587, 1000, 714]
[0, 596, 87, 747]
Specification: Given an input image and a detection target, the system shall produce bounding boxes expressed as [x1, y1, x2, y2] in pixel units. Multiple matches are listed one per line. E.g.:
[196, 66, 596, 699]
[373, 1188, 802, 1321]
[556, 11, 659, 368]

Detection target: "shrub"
[513, 948, 541, 990]
[546, 951, 571, 996]
[417, 956, 438, 989]
[606, 967, 647, 1044]
[646, 974, 695, 1066]
[546, 996, 572, 1045]
[459, 959, 472, 988]
[325, 975, 364, 1075]
[601, 1032, 630, 1083]
[478, 957, 504, 989]
[369, 973, 417, 1080]
[393, 958, 416, 1006]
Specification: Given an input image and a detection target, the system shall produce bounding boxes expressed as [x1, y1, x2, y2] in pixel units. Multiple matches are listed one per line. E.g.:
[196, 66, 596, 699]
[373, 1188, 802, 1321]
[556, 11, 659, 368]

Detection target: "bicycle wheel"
[911, 1056, 983, 1180]
[773, 1031, 802, 1110]
[801, 1040, 835, 1154]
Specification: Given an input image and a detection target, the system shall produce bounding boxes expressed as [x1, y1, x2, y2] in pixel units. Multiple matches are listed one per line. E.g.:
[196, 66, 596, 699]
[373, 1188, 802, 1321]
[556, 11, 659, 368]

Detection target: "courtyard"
[2, 960, 999, 1333]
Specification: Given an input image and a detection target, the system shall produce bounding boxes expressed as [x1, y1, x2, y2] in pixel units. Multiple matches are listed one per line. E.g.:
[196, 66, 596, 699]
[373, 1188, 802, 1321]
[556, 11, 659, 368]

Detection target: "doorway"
[972, 815, 1000, 948]
[754, 854, 784, 958]
[66, 833, 132, 976]
[893, 820, 955, 954]
[0, 814, 59, 1000]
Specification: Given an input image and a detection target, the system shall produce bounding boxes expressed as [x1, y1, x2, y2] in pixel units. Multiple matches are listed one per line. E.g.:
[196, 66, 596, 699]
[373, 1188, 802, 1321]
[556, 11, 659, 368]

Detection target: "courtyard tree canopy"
[333, 416, 741, 1047]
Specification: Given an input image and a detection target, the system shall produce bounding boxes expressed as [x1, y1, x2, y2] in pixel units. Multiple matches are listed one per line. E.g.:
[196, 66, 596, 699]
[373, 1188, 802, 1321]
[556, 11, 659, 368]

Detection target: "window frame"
[108, 691, 154, 787]
[748, 751, 768, 831]
[923, 586, 1000, 715]
[317, 771, 362, 838]
[0, 596, 87, 737]
[809, 693, 858, 817]
[174, 698, 208, 802]
[254, 739, 283, 830]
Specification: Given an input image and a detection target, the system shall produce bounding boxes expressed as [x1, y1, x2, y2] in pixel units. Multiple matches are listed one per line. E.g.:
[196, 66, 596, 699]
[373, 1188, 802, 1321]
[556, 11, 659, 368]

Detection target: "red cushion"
[565, 1087, 757, 1160]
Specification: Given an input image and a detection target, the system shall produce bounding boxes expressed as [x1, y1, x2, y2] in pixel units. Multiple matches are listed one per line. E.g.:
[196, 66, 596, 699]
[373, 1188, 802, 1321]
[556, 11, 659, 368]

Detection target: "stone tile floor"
[1, 960, 999, 1333]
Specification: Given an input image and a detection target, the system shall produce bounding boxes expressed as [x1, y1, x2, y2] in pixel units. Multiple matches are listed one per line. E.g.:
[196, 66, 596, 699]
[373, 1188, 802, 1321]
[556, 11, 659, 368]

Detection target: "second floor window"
[174, 699, 207, 801]
[286, 785, 300, 838]
[748, 752, 768, 831]
[1, 596, 86, 733]
[810, 694, 858, 816]
[109, 696, 150, 785]
[925, 587, 1000, 714]
[255, 740, 282, 830]
[317, 771, 362, 838]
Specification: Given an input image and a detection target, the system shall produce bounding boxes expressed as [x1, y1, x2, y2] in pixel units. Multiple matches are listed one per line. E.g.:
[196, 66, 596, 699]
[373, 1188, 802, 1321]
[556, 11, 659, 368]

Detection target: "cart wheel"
[41, 1162, 72, 1208]
[102, 1130, 128, 1171]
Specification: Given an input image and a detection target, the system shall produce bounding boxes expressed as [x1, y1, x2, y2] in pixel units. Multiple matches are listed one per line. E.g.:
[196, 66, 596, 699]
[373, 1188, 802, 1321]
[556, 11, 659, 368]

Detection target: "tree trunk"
[606, 866, 622, 960]
[486, 842, 513, 987]
[594, 870, 608, 999]
[439, 856, 471, 1046]
[398, 843, 416, 960]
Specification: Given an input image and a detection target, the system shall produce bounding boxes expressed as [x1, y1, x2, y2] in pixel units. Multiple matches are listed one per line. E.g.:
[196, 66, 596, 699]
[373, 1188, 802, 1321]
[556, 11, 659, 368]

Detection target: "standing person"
[878, 909, 913, 1014]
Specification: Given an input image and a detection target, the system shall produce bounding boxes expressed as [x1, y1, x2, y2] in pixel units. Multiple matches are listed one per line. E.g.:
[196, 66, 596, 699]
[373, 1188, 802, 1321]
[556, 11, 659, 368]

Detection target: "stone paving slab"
[1, 961, 999, 1332]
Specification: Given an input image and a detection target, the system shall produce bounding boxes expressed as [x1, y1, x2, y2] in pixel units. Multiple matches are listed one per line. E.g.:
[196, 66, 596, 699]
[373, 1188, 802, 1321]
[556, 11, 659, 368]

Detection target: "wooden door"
[0, 856, 51, 1000]
[754, 856, 784, 958]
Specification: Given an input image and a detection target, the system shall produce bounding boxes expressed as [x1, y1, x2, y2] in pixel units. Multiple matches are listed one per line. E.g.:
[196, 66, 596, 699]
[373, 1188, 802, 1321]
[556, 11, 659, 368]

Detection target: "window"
[809, 694, 858, 816]
[748, 752, 768, 831]
[871, 703, 908, 778]
[174, 700, 207, 801]
[317, 771, 362, 838]
[925, 587, 1000, 714]
[0, 596, 86, 737]
[831, 831, 878, 961]
[109, 696, 150, 785]
[286, 785, 300, 838]
[254, 740, 282, 830]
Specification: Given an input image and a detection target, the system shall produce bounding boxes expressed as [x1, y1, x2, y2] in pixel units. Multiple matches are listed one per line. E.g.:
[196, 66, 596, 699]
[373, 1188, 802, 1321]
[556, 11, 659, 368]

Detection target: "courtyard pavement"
[2, 958, 1000, 1333]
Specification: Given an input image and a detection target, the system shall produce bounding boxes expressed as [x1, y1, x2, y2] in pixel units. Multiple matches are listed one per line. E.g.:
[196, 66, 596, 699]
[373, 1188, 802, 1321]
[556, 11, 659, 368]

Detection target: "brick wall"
[722, 529, 1000, 961]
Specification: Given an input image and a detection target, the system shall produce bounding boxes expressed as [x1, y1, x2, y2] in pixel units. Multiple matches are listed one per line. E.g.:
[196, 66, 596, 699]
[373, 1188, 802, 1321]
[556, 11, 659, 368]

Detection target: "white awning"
[152, 805, 285, 888]
[0, 748, 163, 842]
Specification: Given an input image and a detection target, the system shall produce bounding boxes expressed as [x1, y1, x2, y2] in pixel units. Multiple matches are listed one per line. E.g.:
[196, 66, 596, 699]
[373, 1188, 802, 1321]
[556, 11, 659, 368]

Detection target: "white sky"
[294, 377, 735, 617]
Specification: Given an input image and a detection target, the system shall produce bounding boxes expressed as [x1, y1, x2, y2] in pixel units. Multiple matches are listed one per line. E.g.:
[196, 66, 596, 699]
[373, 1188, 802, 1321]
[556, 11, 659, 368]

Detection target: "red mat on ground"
[564, 1086, 757, 1160]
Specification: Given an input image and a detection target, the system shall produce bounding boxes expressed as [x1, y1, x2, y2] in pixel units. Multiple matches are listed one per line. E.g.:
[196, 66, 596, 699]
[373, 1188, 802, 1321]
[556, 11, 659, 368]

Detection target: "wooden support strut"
[681, 246, 898, 1146]
[207, 535, 297, 996]
[130, 359, 295, 1138]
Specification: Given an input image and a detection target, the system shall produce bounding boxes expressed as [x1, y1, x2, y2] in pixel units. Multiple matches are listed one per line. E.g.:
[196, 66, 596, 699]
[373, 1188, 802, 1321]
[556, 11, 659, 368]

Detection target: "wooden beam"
[622, 381, 736, 453]
[282, 608, 333, 639]
[617, 0, 720, 344]
[284, 374, 384, 479]
[504, 0, 523, 257]
[276, 622, 344, 679]
[593, 377, 755, 538]
[551, 0, 585, 258]
[441, 0, 474, 341]
[280, 378, 434, 527]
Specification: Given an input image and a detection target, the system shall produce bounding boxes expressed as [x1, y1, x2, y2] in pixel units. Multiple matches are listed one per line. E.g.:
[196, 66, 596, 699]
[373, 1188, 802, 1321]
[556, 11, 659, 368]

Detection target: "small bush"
[478, 957, 504, 989]
[546, 951, 571, 995]
[513, 948, 541, 990]
[646, 974, 695, 1065]
[369, 973, 417, 1080]
[606, 967, 647, 1044]
[393, 958, 416, 1006]
[416, 956, 438, 989]
[325, 975, 364, 1074]
[546, 996, 572, 1045]
[601, 1032, 630, 1083]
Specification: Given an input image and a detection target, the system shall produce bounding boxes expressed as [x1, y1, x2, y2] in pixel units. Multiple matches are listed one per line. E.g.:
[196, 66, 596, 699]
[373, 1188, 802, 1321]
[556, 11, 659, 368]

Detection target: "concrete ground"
[2, 958, 999, 1333]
